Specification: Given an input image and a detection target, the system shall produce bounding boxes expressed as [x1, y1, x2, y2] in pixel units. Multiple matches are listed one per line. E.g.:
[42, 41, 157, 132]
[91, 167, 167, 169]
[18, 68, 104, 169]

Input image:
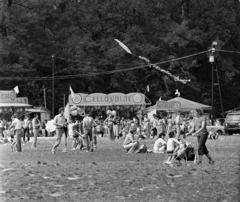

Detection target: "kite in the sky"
[114, 39, 191, 84]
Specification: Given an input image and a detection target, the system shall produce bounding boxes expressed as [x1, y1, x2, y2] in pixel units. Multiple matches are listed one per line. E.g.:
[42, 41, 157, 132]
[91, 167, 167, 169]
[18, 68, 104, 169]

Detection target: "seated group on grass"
[123, 128, 194, 165]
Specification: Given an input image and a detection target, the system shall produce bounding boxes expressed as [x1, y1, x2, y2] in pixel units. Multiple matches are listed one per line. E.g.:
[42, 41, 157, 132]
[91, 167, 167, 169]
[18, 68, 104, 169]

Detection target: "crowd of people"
[0, 107, 215, 165]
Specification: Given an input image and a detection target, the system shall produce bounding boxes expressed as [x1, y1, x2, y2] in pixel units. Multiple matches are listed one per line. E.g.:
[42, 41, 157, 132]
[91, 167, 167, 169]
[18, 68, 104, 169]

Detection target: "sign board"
[69, 93, 146, 106]
[156, 100, 181, 111]
[15, 97, 29, 104]
[0, 91, 16, 103]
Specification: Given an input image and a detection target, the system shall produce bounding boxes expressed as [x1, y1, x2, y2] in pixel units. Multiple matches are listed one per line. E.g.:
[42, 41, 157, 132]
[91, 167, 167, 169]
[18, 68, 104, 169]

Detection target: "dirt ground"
[0, 136, 239, 202]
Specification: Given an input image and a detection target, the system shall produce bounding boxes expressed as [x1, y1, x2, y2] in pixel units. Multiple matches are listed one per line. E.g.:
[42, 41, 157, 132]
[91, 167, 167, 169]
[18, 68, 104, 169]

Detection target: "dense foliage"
[0, 0, 240, 117]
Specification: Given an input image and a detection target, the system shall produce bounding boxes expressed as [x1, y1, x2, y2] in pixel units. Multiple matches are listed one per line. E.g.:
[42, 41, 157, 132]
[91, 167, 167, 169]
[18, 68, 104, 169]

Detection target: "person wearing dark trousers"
[41, 119, 48, 137]
[23, 115, 31, 142]
[186, 109, 214, 165]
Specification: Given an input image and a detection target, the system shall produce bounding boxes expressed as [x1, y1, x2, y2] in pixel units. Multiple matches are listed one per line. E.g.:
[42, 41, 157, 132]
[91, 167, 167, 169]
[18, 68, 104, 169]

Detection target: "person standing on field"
[83, 111, 95, 152]
[0, 117, 4, 138]
[52, 107, 67, 154]
[8, 114, 22, 152]
[23, 115, 31, 142]
[186, 109, 214, 165]
[32, 114, 41, 148]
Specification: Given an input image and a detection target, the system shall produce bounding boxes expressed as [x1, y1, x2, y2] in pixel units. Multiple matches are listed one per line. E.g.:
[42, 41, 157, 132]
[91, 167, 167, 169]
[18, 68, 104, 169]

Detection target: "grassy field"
[0, 136, 239, 202]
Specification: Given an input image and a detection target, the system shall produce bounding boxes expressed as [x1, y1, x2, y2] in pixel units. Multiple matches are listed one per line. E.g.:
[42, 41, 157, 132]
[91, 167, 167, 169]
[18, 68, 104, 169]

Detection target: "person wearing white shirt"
[52, 107, 67, 154]
[164, 131, 181, 164]
[153, 133, 167, 153]
[8, 114, 22, 152]
[175, 112, 182, 139]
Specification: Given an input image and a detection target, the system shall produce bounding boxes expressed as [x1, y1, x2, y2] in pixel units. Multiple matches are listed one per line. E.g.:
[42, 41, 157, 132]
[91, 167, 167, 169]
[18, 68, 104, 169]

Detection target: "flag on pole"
[69, 85, 75, 98]
[13, 86, 19, 94]
[175, 89, 180, 97]
[159, 96, 162, 101]
[146, 85, 150, 92]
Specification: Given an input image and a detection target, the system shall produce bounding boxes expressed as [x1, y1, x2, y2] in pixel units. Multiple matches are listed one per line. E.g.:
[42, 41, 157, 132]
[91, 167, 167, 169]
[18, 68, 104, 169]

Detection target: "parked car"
[224, 110, 240, 135]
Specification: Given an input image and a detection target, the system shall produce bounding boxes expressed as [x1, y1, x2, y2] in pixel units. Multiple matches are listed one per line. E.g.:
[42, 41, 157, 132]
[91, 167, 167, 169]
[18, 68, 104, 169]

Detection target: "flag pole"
[63, 94, 65, 108]
[52, 54, 55, 117]
[43, 88, 46, 108]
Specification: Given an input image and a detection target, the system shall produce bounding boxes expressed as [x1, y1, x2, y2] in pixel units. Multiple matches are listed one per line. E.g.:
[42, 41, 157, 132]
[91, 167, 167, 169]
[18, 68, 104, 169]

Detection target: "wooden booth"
[0, 90, 32, 121]
[65, 92, 151, 121]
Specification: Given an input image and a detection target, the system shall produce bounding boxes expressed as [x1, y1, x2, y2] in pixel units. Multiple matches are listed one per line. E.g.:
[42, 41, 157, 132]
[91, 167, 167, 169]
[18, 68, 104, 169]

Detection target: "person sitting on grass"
[153, 132, 167, 153]
[164, 131, 181, 165]
[208, 129, 218, 140]
[135, 127, 146, 140]
[123, 127, 140, 153]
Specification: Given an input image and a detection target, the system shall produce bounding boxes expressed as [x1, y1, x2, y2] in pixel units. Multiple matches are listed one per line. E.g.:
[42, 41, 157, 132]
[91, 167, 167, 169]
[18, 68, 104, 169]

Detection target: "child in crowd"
[164, 131, 181, 165]
[11, 132, 17, 152]
[69, 120, 84, 150]
[153, 132, 166, 153]
[135, 127, 146, 140]
[123, 127, 139, 153]
[208, 129, 218, 140]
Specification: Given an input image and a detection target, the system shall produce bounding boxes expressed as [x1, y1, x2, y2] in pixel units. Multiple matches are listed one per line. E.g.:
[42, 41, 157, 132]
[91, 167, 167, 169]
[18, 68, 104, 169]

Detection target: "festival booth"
[66, 92, 151, 121]
[0, 90, 32, 121]
[26, 107, 51, 122]
[147, 97, 211, 121]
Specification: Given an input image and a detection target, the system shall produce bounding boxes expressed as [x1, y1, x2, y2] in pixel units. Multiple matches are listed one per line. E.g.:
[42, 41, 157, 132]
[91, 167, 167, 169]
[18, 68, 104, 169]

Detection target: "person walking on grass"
[186, 109, 214, 165]
[8, 114, 22, 152]
[52, 107, 67, 154]
[83, 111, 96, 152]
[32, 114, 41, 148]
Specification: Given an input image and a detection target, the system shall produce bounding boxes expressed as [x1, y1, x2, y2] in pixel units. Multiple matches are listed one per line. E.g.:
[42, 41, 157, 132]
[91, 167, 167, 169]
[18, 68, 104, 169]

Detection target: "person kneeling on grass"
[208, 129, 218, 140]
[153, 133, 167, 153]
[123, 127, 140, 153]
[164, 131, 181, 165]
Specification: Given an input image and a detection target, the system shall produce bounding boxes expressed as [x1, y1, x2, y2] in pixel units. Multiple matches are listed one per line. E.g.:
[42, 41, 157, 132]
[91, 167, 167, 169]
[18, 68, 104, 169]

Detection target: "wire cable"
[217, 49, 240, 54]
[0, 50, 209, 82]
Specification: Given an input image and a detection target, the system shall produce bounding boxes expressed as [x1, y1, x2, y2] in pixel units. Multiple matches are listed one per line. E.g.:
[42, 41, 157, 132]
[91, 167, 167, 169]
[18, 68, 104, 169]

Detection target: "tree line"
[0, 0, 240, 117]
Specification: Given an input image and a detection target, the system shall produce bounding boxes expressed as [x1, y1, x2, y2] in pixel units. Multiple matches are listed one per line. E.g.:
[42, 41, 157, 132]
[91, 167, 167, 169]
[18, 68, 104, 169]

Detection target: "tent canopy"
[0, 103, 32, 107]
[26, 107, 51, 113]
[147, 97, 211, 120]
[167, 97, 211, 110]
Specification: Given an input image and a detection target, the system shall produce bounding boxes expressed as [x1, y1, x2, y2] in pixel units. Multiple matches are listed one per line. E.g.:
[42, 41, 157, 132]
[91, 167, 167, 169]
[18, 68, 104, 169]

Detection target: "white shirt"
[11, 118, 22, 130]
[0, 120, 4, 128]
[23, 118, 31, 128]
[153, 138, 166, 153]
[167, 138, 180, 151]
[175, 115, 182, 125]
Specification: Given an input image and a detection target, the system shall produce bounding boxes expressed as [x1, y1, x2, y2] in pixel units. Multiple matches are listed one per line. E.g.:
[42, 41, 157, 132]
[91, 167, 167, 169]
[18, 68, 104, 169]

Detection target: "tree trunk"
[0, 0, 8, 67]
